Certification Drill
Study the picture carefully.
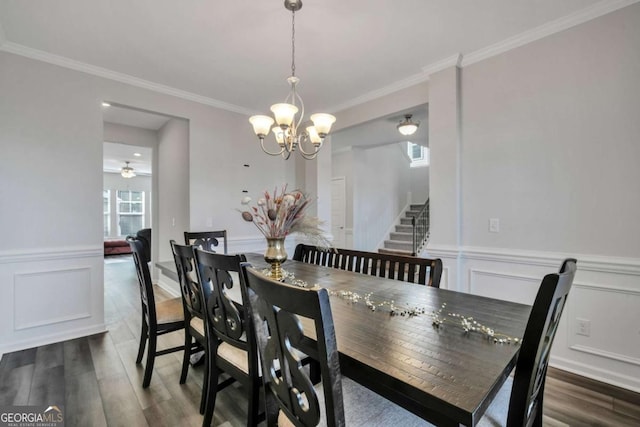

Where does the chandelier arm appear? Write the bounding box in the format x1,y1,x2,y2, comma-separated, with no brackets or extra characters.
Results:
299,149,318,160
260,139,286,156
281,149,293,160
296,136,321,156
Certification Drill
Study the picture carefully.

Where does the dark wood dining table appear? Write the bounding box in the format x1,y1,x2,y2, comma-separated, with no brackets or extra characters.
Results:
156,254,531,426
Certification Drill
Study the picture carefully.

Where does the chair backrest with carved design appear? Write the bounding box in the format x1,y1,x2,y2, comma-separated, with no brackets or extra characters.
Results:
507,258,577,426
293,243,443,288
185,230,228,254
193,249,255,357
127,236,158,329
171,241,207,322
243,266,345,427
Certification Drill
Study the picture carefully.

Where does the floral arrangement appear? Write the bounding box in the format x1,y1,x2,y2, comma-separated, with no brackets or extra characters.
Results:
240,185,332,248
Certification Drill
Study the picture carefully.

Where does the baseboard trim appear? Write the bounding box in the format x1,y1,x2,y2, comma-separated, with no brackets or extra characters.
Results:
0,323,107,356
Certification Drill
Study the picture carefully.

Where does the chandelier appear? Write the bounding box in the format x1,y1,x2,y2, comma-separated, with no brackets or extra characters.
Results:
397,114,420,136
121,161,136,178
249,0,336,160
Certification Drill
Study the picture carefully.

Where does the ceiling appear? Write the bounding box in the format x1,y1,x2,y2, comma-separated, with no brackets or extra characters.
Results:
0,0,613,116
103,140,153,176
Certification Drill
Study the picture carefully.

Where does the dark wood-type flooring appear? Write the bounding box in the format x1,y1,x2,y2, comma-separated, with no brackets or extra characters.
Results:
0,255,638,426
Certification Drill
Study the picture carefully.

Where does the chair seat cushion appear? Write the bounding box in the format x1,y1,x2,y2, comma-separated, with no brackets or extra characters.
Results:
217,341,251,374
190,317,205,336
156,297,184,323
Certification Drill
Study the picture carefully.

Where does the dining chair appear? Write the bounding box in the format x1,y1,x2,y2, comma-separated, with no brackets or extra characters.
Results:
135,228,152,263
185,230,228,254
126,236,185,388
171,240,208,414
193,249,263,427
242,266,427,427
479,258,578,427
293,243,443,287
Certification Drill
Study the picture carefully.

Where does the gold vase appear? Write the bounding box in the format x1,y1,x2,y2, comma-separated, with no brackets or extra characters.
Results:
264,237,287,281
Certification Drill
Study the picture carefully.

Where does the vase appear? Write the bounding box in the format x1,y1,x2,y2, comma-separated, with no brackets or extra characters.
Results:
264,237,287,281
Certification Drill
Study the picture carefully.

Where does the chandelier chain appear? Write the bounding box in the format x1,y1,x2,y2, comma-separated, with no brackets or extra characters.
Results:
291,10,296,77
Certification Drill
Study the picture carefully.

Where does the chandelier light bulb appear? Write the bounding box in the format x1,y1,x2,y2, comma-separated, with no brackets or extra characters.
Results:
270,103,298,128
310,113,336,137
249,115,275,138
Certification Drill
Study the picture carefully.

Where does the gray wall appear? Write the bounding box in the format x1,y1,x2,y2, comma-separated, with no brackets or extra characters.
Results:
0,50,294,355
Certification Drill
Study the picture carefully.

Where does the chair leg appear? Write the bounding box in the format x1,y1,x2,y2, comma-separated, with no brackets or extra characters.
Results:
136,315,148,364
199,346,208,414
247,380,261,427
142,332,157,388
202,359,221,427
180,330,192,384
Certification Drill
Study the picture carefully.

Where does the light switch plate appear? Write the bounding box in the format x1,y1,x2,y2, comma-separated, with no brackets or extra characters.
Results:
489,218,500,233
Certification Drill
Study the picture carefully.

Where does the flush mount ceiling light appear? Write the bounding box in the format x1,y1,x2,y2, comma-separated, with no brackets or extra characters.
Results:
397,114,420,136
121,161,136,178
248,0,336,160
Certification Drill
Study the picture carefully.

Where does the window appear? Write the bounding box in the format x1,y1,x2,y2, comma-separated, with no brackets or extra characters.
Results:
407,142,429,167
117,190,145,236
103,190,110,237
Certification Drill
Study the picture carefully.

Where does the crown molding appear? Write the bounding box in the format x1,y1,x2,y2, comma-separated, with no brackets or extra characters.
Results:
1,0,636,116
461,0,640,67
331,0,639,112
328,70,430,113
421,53,463,76
0,41,255,116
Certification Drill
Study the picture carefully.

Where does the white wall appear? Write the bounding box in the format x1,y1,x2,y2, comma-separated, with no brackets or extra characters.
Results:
427,4,640,392
352,144,411,250
409,164,429,204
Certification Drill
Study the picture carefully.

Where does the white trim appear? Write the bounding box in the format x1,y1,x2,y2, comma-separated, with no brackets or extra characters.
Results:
1,1,636,117
550,356,640,394
0,324,107,356
461,0,640,67
0,246,103,263
422,245,460,260
421,53,463,76
0,42,254,115
329,72,430,113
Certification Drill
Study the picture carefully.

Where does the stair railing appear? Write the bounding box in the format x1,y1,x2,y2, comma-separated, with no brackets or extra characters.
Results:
411,199,430,256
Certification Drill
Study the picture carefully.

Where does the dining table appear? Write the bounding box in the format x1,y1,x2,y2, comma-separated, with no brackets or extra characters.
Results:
156,253,531,426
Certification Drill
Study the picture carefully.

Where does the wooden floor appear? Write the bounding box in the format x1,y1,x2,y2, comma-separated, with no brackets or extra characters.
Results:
1,256,639,426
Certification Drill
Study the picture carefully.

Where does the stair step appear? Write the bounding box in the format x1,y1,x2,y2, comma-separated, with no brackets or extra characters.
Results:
390,232,413,242
400,217,413,225
405,210,420,217
384,240,413,251
410,204,425,211
378,248,414,256
395,224,413,233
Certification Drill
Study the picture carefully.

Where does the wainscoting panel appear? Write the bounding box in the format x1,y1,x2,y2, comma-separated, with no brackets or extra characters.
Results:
468,269,541,305
568,282,640,366
426,244,640,393
14,267,92,330
0,246,105,355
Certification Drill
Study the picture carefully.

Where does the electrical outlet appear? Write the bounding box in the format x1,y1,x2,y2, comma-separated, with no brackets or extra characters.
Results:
576,318,591,337
489,218,500,233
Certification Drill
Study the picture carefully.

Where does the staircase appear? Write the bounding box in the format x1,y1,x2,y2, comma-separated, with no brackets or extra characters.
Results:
379,202,429,256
